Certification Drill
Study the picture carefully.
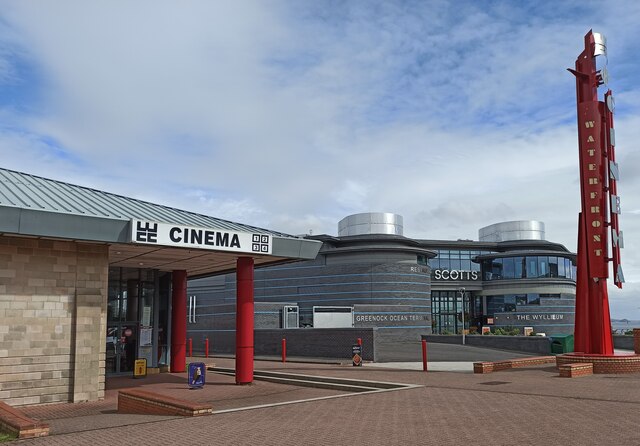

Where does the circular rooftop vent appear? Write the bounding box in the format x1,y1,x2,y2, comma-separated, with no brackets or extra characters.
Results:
338,213,403,236
479,220,545,242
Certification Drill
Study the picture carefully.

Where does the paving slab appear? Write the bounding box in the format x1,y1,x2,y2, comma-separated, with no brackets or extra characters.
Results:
13,355,640,446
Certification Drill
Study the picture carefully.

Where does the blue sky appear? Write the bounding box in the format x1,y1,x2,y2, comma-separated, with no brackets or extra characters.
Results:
1,0,639,317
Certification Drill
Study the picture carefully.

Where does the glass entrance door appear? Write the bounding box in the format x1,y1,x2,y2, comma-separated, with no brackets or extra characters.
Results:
105,323,138,375
431,290,470,334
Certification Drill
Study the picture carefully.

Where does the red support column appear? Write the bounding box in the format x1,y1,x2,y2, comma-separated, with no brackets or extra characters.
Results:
281,338,287,363
422,340,428,372
236,257,254,384
170,270,187,373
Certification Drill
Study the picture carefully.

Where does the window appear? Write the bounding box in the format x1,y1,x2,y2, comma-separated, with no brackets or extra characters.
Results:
486,296,505,315
526,257,538,278
558,257,565,277
549,257,559,278
504,295,516,312
491,258,503,279
502,258,516,279
565,259,574,279
515,294,527,305
514,257,524,279
537,257,549,277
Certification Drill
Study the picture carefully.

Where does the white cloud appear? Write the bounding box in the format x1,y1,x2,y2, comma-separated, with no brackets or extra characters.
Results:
1,0,640,316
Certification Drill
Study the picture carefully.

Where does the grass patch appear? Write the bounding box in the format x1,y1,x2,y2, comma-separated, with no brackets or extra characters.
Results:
0,432,16,442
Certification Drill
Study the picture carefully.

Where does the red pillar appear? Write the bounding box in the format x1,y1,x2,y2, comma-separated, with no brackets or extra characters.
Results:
422,340,428,372
236,257,254,384
170,270,187,373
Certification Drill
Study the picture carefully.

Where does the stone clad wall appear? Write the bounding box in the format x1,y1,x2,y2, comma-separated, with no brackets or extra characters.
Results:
0,236,108,406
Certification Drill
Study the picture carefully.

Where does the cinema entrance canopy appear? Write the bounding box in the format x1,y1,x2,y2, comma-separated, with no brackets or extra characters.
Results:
0,168,321,406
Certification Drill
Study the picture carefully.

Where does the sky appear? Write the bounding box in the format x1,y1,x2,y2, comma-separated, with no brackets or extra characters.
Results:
0,0,639,318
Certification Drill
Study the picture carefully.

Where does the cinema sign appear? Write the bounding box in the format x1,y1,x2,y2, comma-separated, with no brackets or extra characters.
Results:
130,219,272,255
433,269,480,281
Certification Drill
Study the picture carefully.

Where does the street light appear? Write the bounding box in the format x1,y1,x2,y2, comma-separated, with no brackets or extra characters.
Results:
459,287,466,345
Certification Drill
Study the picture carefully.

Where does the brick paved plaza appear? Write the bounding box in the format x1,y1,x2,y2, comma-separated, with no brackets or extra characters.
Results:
9,355,640,446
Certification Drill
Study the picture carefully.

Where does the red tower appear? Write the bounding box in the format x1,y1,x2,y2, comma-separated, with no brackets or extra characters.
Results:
569,31,624,355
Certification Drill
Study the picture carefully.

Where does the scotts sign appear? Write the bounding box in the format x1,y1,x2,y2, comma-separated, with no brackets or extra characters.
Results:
433,269,480,281
130,219,272,255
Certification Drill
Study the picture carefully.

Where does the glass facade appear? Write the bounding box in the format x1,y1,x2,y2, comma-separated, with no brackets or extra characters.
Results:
481,256,575,280
106,267,171,375
485,293,551,314
427,250,484,271
431,290,477,334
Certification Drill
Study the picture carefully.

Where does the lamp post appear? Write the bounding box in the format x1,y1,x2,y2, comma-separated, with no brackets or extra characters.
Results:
459,287,466,345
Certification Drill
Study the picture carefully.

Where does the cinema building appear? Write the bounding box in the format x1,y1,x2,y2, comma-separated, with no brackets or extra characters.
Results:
188,214,577,354
0,168,321,406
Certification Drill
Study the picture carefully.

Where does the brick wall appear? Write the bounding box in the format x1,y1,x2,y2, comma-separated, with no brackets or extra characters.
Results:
556,353,640,374
422,334,552,354
0,236,108,406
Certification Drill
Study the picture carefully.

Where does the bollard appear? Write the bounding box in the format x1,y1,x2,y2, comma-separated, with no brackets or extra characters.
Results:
357,338,362,346
282,338,287,363
188,338,193,357
422,339,428,372
205,337,209,358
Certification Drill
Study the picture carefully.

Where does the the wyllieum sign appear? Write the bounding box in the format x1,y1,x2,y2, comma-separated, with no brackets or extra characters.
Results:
130,219,272,255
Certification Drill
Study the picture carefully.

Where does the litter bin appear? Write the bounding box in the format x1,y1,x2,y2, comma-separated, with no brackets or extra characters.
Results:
551,334,574,354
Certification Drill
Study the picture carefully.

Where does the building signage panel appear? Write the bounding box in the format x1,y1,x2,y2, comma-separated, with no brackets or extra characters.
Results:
130,219,272,255
604,90,624,288
432,269,480,281
515,314,565,321
188,362,206,389
352,345,363,367
353,309,430,329
133,359,147,379
354,313,429,324
577,102,608,279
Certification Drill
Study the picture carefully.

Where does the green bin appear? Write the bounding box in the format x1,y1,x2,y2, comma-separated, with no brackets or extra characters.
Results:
550,334,574,354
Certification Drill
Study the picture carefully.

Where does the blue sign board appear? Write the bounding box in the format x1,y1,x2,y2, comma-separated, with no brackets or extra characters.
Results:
188,362,206,389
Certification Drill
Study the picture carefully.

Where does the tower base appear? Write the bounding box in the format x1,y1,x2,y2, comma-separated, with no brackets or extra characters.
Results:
556,353,640,374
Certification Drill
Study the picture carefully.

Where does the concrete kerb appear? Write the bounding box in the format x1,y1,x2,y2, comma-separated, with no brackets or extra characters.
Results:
366,361,475,372
207,365,423,414
210,353,347,365
209,366,419,391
